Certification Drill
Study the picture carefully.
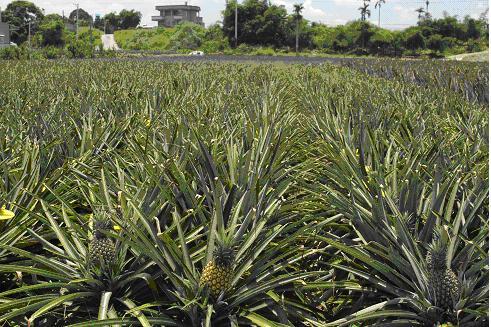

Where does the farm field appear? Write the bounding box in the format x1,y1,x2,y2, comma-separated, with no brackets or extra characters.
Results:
0,60,488,326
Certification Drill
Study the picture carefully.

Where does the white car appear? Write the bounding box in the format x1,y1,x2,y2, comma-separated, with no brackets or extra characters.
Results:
189,50,204,56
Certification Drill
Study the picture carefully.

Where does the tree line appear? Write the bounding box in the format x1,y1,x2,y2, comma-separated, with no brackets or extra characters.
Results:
0,1,141,45
222,0,489,56
0,0,488,57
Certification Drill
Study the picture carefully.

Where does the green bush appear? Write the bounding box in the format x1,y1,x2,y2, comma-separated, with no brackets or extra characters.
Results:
466,39,485,53
0,46,23,60
39,14,65,47
252,47,276,56
427,34,445,52
404,30,426,51
43,46,67,59
200,40,228,53
236,43,254,54
67,40,92,58
168,22,205,50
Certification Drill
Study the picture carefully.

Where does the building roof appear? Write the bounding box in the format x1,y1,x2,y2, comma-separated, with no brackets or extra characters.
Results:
155,5,201,11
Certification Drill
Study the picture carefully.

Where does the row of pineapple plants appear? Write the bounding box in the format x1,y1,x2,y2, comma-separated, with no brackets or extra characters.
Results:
0,60,488,326
338,58,489,105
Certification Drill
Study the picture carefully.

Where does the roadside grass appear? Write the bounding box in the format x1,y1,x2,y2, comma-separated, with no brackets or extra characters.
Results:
114,28,175,50
447,50,489,62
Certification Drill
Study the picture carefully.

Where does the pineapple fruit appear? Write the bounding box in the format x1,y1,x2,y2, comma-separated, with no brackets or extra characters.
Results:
200,243,235,297
426,237,460,310
89,220,116,265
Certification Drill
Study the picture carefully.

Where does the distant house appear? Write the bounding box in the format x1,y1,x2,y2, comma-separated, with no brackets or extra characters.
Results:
0,22,10,46
152,3,204,28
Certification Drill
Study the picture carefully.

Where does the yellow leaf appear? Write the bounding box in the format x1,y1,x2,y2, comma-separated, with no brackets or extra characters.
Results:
0,206,15,220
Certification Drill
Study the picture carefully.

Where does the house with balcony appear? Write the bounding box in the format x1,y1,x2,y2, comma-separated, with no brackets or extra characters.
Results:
152,3,204,28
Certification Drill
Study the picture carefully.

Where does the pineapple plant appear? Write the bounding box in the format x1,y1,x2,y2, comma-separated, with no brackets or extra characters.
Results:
89,219,116,265
426,233,460,310
200,242,235,297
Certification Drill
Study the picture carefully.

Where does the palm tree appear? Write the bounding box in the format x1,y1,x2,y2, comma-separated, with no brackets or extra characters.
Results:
293,3,304,55
416,7,425,20
358,0,371,49
359,0,371,22
375,0,385,27
424,0,432,19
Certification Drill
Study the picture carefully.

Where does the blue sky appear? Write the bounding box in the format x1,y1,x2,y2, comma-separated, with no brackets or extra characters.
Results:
0,0,488,29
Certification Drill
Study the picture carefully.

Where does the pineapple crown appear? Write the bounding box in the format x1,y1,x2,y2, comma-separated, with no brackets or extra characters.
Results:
213,243,235,268
426,229,449,271
93,220,113,239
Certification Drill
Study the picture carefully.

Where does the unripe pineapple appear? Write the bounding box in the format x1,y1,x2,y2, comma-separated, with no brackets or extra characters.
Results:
426,239,460,310
200,244,235,296
89,220,116,265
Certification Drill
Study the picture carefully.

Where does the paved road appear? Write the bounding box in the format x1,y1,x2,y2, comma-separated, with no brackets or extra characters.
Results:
101,34,120,51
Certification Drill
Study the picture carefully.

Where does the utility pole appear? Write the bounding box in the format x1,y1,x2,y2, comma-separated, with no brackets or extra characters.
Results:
234,1,238,48
74,3,79,39
28,20,31,58
28,21,31,49
89,18,93,57
0,6,2,22
378,5,381,26
294,4,304,56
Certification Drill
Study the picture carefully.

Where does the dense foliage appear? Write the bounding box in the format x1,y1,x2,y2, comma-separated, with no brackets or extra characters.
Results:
68,8,93,25
95,9,142,33
220,0,488,56
222,0,311,49
0,0,487,57
114,23,229,53
1,0,44,43
0,59,487,326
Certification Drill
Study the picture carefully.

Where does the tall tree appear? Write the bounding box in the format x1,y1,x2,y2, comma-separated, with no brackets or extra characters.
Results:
118,9,142,29
359,0,371,22
358,0,371,49
103,12,119,33
222,0,289,47
375,0,385,27
293,3,304,54
424,1,432,19
416,7,425,21
38,13,65,46
2,0,44,44
69,8,92,24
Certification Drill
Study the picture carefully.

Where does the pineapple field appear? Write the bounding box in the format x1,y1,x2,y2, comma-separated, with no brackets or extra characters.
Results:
0,59,488,326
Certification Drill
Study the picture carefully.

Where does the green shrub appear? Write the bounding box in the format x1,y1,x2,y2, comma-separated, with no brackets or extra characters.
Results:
0,46,28,60
43,46,67,59
427,34,445,52
404,30,426,51
236,43,254,54
252,47,276,56
466,39,485,53
168,22,205,50
39,15,65,47
67,40,92,58
200,40,228,53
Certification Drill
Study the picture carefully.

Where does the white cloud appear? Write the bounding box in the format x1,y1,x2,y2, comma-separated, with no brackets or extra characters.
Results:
393,5,416,22
271,0,329,22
